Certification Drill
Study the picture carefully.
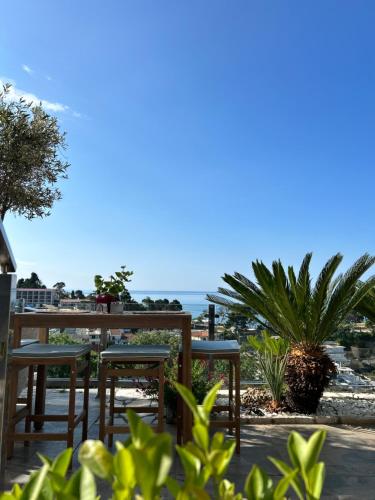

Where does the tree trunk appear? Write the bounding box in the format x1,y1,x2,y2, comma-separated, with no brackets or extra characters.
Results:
285,346,336,413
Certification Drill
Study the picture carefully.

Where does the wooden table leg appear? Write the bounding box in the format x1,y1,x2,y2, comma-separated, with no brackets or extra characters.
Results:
96,328,108,398
181,316,192,443
6,364,18,458
82,352,90,442
34,328,48,431
99,360,107,442
12,321,22,348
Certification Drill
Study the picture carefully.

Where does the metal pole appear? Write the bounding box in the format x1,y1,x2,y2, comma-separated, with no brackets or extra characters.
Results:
0,221,16,488
0,274,14,486
208,304,215,341
208,304,215,374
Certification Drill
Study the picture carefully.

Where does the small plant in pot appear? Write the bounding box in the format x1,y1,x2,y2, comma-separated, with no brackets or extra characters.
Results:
94,266,133,313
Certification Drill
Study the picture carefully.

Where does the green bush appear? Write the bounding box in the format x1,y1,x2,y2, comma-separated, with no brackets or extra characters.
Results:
47,332,83,378
329,325,375,348
131,331,219,414
47,332,98,378
1,383,327,499
248,332,289,409
129,330,180,357
213,347,258,382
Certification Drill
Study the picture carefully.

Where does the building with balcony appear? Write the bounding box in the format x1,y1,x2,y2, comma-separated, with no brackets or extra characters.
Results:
16,288,59,307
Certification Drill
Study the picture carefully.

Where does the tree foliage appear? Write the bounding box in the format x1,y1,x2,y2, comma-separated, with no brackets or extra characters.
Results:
0,83,69,220
17,272,46,289
53,281,68,298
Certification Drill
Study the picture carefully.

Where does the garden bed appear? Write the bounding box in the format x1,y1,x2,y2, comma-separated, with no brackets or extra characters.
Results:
239,387,375,424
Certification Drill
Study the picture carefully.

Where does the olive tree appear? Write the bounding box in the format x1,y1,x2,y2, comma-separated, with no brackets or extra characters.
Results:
0,83,69,220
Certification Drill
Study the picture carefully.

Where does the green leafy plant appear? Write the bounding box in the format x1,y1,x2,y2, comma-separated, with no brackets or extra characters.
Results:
94,266,133,300
47,332,99,378
208,253,375,413
248,331,289,410
1,383,327,500
47,332,83,378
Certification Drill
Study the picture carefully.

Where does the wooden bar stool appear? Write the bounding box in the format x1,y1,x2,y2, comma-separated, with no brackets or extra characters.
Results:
177,340,241,453
9,340,40,434
99,344,170,445
7,344,91,458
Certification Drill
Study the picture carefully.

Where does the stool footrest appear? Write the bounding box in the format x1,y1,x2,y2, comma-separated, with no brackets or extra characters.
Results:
213,404,234,412
106,368,159,377
112,406,159,414
105,424,160,435
13,432,68,442
30,414,70,422
210,420,238,428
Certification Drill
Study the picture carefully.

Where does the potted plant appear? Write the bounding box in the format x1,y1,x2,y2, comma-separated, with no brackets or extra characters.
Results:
208,253,375,413
94,266,133,313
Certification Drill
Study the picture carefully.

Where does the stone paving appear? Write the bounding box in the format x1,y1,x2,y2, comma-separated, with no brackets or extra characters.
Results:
4,389,375,499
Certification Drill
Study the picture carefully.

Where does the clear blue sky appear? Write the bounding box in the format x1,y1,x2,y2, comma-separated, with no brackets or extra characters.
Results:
1,1,374,291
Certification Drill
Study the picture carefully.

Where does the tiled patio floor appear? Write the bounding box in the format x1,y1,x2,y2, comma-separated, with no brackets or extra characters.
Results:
4,389,375,499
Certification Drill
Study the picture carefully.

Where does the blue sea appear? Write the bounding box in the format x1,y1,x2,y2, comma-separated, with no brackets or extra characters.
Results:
129,290,213,318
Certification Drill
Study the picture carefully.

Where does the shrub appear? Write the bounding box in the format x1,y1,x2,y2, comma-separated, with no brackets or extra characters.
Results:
47,332,83,378
214,347,258,381
130,331,221,415
248,331,289,410
0,383,327,499
47,332,98,378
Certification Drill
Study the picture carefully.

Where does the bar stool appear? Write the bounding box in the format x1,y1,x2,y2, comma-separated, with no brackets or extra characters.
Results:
11,339,40,427
20,339,40,347
99,344,170,446
7,343,91,458
177,340,241,453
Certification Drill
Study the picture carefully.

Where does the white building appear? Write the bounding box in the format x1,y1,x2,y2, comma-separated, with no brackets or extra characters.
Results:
16,288,59,307
324,342,349,366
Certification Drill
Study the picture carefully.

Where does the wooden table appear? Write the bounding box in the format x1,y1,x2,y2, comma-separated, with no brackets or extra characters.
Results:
11,312,193,442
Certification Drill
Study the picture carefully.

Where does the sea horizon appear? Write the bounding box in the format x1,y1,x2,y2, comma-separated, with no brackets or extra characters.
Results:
129,290,213,318
77,289,215,318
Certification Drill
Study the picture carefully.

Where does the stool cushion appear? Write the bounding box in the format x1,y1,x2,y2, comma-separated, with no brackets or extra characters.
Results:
20,339,40,347
188,340,240,354
101,344,170,360
11,344,91,359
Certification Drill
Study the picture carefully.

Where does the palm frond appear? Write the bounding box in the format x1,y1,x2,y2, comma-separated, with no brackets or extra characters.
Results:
318,254,375,342
354,286,375,322
210,252,375,348
310,254,343,336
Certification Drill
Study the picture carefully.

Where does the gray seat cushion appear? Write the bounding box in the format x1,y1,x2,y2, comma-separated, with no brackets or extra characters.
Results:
20,339,40,347
11,343,91,359
189,340,240,354
101,344,171,360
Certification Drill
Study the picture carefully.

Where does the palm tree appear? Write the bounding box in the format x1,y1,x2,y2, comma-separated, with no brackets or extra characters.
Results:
207,253,375,413
355,287,375,323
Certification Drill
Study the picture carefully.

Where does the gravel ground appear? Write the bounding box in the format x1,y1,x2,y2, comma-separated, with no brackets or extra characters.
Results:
241,389,375,417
